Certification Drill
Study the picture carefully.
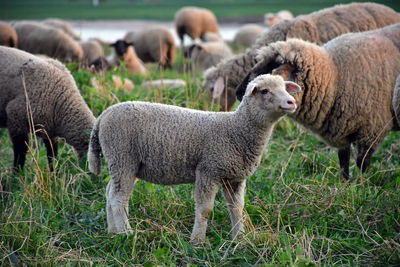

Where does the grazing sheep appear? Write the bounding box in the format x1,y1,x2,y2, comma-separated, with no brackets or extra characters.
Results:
80,39,105,68
201,32,223,43
0,46,95,170
42,18,81,41
174,6,219,47
393,75,400,127
124,26,176,69
13,21,83,62
233,24,264,48
202,2,400,111
0,22,17,47
108,40,147,75
236,23,400,179
264,10,293,27
88,74,301,242
184,41,232,71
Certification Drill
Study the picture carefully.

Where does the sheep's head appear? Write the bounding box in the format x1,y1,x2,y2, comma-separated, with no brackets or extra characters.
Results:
243,74,301,120
110,40,133,58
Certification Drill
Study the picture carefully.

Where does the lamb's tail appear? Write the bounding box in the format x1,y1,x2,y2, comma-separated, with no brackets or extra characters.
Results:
88,116,102,175
393,75,400,129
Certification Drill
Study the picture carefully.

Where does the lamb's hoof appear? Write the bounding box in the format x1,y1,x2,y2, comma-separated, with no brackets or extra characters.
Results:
190,235,206,247
108,227,133,235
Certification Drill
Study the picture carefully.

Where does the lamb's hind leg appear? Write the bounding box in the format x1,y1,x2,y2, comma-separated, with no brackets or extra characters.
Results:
106,167,137,234
191,172,219,244
222,179,246,240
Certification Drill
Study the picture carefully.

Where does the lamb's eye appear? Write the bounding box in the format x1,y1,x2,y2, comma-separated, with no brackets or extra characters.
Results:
261,89,270,95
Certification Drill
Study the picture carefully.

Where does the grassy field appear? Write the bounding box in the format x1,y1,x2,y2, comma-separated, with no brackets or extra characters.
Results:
1,0,399,20
0,47,399,266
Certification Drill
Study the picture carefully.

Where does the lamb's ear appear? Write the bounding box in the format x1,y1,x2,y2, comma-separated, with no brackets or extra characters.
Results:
284,81,301,94
244,83,258,97
212,76,225,99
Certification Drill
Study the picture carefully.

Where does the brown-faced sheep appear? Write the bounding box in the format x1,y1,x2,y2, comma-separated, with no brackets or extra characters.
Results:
88,74,301,242
124,26,176,69
108,40,147,75
0,22,17,47
184,41,232,71
236,23,400,180
233,24,264,48
264,10,293,27
174,6,219,47
13,21,83,62
42,18,81,41
0,46,95,171
202,2,400,112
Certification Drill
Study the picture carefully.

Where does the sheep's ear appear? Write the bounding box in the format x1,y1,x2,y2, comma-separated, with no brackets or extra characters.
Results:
212,76,225,99
110,42,116,47
244,83,258,97
284,81,301,94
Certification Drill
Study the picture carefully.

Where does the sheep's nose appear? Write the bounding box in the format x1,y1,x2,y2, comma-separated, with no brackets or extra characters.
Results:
287,99,295,106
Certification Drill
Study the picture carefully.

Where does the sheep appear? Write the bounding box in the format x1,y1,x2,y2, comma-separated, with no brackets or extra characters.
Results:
124,26,176,69
236,23,400,180
12,21,83,62
88,74,301,242
42,18,81,41
108,40,148,75
174,6,219,48
184,41,232,71
201,32,223,43
0,22,17,47
233,24,264,48
80,39,105,68
393,75,400,127
264,10,293,27
202,2,400,112
0,46,95,171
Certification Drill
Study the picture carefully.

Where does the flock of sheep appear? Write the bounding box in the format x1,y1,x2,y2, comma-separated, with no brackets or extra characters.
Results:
1,2,400,243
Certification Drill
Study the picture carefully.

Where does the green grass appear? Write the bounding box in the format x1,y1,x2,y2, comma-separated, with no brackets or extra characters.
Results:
1,0,399,20
1,49,400,266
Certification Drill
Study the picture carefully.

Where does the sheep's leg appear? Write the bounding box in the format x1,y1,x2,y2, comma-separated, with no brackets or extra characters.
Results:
222,179,246,240
191,175,219,243
43,137,58,172
106,168,137,234
338,146,351,180
356,145,375,174
11,133,29,171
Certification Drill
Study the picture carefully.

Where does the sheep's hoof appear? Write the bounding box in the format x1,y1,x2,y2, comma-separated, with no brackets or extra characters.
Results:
190,235,206,247
108,227,133,235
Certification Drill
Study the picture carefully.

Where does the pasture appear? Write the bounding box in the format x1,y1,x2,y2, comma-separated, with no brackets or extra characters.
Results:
0,50,399,265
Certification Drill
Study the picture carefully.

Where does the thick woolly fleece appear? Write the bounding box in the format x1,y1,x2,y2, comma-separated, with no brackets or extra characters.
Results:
13,21,83,62
174,6,219,46
88,74,299,242
202,2,400,111
236,23,400,179
0,22,17,47
124,26,176,68
0,46,95,169
42,18,81,41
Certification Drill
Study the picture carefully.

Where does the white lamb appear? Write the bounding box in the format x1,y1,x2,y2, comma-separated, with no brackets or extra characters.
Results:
88,74,301,243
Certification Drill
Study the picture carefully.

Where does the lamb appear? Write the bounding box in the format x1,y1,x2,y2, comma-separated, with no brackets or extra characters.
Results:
264,10,293,27
88,74,301,242
233,24,264,48
0,22,17,47
202,2,400,111
174,6,219,47
0,46,95,171
80,39,105,68
42,18,81,41
124,26,176,69
12,21,83,62
236,23,400,180
108,40,148,75
184,41,232,71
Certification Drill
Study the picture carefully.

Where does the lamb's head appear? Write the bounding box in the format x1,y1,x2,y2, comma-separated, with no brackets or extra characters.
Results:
110,39,133,58
243,74,301,121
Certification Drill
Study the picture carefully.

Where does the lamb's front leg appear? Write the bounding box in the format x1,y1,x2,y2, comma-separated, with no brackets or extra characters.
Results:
106,169,137,234
222,179,246,240
191,173,219,244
